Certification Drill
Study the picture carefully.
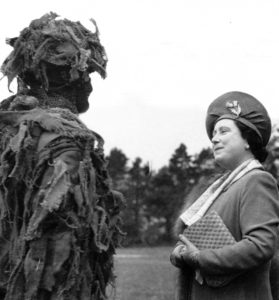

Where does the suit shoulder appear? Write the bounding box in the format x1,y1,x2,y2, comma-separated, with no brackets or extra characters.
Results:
244,168,276,182
240,168,278,192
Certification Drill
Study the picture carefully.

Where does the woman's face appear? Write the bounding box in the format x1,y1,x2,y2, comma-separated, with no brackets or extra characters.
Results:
211,119,253,170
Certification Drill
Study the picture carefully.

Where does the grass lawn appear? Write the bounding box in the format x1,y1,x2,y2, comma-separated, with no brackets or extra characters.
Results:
107,246,176,300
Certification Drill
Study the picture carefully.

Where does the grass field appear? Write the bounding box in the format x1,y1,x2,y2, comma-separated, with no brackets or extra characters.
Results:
107,246,176,300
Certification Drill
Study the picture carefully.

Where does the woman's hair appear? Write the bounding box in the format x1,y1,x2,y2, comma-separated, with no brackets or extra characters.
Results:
235,121,268,162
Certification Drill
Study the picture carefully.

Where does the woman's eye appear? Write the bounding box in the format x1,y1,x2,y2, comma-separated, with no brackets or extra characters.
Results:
220,129,228,134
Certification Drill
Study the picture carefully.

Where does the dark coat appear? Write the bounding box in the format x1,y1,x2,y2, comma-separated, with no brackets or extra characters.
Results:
175,169,279,300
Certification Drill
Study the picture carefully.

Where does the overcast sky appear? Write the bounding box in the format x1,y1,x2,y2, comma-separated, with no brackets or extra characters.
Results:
0,0,279,169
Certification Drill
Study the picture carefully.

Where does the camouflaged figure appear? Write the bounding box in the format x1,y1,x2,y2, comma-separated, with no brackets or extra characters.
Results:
0,13,124,300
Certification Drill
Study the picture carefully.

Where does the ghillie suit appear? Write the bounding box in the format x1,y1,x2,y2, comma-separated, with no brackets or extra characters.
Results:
0,13,124,300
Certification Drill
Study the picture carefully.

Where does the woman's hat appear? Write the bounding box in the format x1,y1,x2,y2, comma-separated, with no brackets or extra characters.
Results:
206,91,271,146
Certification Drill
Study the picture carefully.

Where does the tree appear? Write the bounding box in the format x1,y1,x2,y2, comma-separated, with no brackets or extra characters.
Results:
107,148,128,178
122,157,151,244
169,143,197,186
107,148,129,187
192,147,217,175
143,143,199,242
144,166,175,242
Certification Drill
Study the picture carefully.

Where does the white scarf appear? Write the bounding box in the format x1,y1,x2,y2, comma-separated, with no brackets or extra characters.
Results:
179,159,263,226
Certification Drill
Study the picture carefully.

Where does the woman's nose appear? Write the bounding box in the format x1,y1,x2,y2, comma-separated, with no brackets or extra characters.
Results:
211,134,220,144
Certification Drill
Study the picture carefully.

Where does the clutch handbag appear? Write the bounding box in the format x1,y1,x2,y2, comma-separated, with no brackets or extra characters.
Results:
182,210,236,250
182,210,237,287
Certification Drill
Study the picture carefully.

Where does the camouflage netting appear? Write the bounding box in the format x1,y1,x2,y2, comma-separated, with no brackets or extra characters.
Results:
1,11,107,91
0,13,124,300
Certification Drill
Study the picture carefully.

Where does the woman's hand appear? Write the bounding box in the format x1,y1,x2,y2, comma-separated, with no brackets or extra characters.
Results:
170,243,186,268
170,235,200,269
178,234,200,268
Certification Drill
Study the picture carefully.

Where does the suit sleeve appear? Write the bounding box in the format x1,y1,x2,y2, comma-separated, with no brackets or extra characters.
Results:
198,172,279,276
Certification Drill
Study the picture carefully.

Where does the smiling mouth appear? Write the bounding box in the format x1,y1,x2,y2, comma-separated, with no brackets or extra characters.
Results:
214,147,223,152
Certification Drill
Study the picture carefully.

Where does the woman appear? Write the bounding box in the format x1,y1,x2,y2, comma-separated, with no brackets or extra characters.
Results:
170,91,279,300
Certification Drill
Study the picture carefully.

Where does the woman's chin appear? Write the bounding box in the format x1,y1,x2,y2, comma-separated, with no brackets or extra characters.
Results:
213,154,222,163
214,156,226,169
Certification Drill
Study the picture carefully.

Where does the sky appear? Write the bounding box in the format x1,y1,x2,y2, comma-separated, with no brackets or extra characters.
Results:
0,0,279,170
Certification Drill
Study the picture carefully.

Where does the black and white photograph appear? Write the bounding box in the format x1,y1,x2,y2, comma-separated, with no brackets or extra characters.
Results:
0,1,279,299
